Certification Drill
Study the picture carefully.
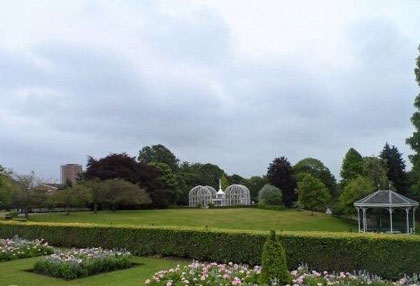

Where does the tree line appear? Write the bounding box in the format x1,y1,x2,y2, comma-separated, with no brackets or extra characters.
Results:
0,141,411,218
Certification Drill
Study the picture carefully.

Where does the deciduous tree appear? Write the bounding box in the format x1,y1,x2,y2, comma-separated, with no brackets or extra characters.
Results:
297,173,331,215
339,176,374,217
362,156,388,189
101,179,150,211
293,158,337,197
267,157,297,207
11,172,47,219
138,144,179,171
49,184,90,215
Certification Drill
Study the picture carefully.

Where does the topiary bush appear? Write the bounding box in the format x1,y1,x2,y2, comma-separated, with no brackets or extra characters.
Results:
260,230,292,285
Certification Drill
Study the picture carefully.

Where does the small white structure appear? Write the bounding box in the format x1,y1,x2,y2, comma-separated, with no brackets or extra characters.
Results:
188,185,216,207
188,181,251,207
212,179,226,206
225,184,251,206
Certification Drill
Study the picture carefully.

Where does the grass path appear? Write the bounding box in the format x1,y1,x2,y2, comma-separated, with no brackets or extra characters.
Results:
0,256,186,286
28,208,357,232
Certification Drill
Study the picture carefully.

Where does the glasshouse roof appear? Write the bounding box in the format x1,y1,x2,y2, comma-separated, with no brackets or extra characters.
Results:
354,190,419,208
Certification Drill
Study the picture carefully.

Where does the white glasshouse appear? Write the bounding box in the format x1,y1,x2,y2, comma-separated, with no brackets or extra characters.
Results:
188,180,251,207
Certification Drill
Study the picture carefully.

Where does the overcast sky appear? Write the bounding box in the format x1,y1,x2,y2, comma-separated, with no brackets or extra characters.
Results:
1,1,420,182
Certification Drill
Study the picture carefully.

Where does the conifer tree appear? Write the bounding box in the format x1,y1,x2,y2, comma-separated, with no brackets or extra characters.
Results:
380,143,407,194
340,148,364,187
406,45,420,199
260,230,291,285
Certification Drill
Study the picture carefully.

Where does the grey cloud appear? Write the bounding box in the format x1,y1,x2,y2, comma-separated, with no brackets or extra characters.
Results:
1,1,419,180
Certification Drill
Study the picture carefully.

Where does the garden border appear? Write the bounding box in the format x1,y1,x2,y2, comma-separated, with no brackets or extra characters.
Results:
0,220,419,279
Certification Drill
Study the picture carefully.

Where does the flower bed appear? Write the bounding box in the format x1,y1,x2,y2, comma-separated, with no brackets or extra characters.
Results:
0,237,53,262
146,261,261,286
145,262,420,286
34,247,132,279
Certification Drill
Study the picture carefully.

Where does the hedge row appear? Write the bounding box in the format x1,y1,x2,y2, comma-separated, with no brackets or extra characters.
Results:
0,221,419,279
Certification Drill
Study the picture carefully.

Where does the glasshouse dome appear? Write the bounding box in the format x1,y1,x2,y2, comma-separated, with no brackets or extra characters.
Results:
188,185,216,207
225,184,251,206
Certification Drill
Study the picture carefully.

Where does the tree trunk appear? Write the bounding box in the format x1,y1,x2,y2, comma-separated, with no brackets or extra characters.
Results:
24,207,29,219
311,210,314,216
66,204,70,215
94,202,98,214
112,203,116,212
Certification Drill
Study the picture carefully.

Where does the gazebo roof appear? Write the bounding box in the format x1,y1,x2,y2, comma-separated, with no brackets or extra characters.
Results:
354,190,419,208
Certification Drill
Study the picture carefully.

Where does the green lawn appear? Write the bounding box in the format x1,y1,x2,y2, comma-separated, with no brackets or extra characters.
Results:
0,256,186,286
27,208,357,232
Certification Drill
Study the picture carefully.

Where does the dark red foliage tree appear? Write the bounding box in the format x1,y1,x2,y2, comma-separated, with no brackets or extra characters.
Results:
267,157,297,207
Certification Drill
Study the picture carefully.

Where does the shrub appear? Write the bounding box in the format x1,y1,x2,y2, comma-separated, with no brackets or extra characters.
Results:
34,247,131,279
4,212,17,220
258,184,283,206
260,230,291,285
0,236,53,261
0,221,420,279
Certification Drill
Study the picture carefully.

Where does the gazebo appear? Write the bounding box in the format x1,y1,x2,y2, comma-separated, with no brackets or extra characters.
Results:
354,190,418,234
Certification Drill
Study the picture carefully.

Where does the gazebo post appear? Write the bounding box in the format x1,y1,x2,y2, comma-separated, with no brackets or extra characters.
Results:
362,208,367,232
405,207,410,234
356,207,361,232
388,207,393,233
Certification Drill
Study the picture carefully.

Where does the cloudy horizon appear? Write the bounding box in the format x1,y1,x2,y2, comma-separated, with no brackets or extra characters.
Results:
1,0,420,182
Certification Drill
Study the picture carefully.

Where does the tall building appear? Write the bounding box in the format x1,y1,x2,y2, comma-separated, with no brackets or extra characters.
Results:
60,164,83,184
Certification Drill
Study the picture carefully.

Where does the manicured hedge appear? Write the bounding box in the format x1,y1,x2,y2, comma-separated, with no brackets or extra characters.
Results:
0,221,419,279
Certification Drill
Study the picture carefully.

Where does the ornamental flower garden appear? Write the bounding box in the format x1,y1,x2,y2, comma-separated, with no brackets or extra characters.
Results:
34,247,132,279
0,237,53,261
145,261,261,286
145,262,420,286
0,235,419,285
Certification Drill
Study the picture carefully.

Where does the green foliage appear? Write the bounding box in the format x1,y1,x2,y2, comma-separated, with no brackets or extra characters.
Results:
49,184,90,215
241,176,268,203
138,144,180,171
183,163,226,189
149,162,185,204
100,179,151,211
297,174,331,215
258,184,283,206
406,46,420,200
303,276,328,286
1,221,419,279
227,174,244,184
340,148,364,187
34,249,132,279
260,230,291,285
220,175,229,190
293,158,337,197
362,156,388,189
380,143,407,194
339,176,374,216
0,173,14,209
11,172,48,219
